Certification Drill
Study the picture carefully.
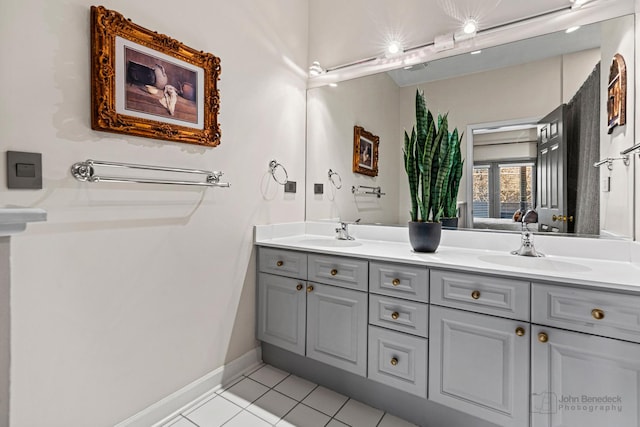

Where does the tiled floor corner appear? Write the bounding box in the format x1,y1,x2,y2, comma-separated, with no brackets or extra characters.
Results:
162,364,418,427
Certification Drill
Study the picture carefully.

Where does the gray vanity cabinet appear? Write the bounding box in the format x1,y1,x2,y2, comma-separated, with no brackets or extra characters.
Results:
257,248,368,377
306,282,368,376
257,248,308,355
531,283,640,427
531,325,640,427
367,262,429,398
257,272,306,355
429,269,531,427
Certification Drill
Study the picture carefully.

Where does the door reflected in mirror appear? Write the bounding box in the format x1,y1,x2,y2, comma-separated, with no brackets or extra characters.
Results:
305,15,635,239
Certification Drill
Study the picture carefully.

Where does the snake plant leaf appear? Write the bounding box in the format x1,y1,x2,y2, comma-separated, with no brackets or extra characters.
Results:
403,128,419,221
404,89,463,223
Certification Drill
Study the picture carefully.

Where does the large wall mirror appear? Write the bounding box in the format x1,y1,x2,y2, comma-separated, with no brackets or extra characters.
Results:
306,14,635,239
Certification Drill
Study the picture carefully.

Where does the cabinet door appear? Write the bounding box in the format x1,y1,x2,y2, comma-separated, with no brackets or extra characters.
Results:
257,273,306,355
306,283,367,376
429,306,530,427
531,325,640,427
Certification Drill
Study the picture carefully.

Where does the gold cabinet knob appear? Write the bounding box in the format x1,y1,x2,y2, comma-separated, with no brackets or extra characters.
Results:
392,278,401,286
330,269,338,276
471,290,481,300
390,357,398,366
592,308,605,320
276,260,284,267
538,332,549,343
306,285,314,293
552,215,559,222
391,312,399,320
296,284,303,291
515,327,526,337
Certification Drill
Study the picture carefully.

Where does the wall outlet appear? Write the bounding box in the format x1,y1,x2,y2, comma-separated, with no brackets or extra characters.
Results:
284,181,297,193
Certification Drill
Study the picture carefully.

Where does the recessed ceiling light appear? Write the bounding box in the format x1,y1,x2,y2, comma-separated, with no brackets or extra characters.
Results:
329,83,338,87
565,26,580,34
463,18,478,35
471,50,482,55
386,41,403,56
309,61,324,76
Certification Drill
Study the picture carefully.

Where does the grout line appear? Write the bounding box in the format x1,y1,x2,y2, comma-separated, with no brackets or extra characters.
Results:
331,397,351,423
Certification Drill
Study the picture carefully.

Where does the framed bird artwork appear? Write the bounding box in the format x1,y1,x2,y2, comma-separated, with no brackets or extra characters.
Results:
90,6,221,147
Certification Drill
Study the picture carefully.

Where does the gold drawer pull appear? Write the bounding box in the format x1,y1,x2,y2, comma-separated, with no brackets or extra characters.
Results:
471,290,481,300
390,357,398,366
392,278,401,286
276,260,284,267
330,269,338,276
391,312,399,320
296,284,303,291
515,327,525,337
307,285,314,293
591,308,605,320
538,332,549,343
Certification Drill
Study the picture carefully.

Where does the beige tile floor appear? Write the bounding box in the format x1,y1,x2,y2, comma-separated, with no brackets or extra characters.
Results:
162,364,418,427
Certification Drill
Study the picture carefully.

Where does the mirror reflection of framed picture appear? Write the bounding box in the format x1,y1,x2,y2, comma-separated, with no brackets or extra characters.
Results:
353,126,379,177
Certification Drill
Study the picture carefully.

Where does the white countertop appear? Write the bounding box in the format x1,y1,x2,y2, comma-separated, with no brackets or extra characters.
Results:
0,207,47,236
255,222,640,294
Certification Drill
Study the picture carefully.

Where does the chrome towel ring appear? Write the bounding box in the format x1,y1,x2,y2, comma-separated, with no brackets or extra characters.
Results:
328,169,342,189
269,160,288,185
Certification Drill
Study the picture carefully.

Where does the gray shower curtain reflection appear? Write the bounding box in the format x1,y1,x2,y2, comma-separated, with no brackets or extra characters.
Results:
566,63,600,235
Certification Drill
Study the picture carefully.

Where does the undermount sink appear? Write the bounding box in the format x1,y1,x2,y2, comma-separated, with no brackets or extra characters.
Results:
478,254,591,273
299,238,363,248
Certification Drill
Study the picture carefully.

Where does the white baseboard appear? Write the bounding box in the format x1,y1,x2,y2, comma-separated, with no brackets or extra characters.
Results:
114,346,262,427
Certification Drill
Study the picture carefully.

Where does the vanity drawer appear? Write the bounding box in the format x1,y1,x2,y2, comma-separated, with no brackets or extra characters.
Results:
430,270,530,321
369,294,428,338
308,254,368,291
368,325,427,398
369,261,428,302
532,283,640,343
259,248,307,279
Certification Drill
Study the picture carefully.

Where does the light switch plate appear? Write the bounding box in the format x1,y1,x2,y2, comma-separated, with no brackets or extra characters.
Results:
284,181,297,193
6,151,42,189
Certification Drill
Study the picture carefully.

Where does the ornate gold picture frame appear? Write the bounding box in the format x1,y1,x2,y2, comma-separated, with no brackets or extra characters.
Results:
353,126,379,177
607,53,626,134
91,6,221,147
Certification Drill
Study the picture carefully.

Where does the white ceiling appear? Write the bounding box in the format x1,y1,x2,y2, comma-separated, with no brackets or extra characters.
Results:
309,0,577,69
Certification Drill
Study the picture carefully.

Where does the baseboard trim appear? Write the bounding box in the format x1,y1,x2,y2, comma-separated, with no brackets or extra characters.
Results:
114,346,262,427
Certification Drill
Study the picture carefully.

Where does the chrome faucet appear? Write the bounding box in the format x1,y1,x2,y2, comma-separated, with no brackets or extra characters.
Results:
511,210,544,257
335,219,360,240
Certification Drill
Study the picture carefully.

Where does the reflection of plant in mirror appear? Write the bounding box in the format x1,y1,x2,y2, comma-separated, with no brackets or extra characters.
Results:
403,90,463,222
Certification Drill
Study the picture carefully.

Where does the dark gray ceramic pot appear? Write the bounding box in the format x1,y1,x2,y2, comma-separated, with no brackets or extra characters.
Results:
441,217,459,229
408,221,442,253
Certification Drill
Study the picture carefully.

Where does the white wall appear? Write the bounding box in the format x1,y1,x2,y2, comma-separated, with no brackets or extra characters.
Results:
0,1,308,426
599,15,635,238
306,73,401,224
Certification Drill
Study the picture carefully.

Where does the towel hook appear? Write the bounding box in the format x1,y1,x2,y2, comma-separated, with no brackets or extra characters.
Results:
269,160,288,185
328,169,343,189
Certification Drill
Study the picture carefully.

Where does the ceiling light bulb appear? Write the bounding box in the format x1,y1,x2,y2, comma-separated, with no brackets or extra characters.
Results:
463,18,478,35
309,61,323,76
387,41,402,55
565,26,580,34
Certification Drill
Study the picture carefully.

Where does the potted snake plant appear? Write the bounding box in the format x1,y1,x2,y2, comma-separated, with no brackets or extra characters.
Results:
403,90,463,251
